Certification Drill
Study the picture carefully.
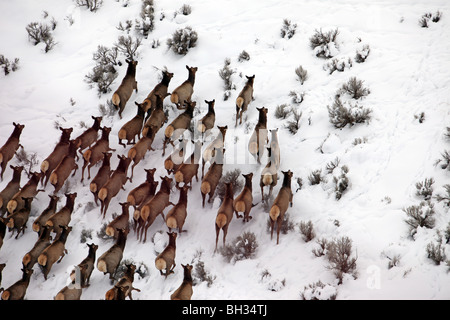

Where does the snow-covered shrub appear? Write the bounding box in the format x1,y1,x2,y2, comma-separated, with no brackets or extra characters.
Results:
323,57,352,74
98,100,117,117
193,260,216,287
338,77,370,100
92,45,119,66
0,55,19,75
85,63,118,97
280,19,297,39
426,236,447,265
117,20,133,33
25,21,57,53
333,165,349,200
326,236,358,284
284,108,302,135
403,201,436,237
419,11,442,28
75,0,103,12
300,280,337,300
355,44,370,63
289,90,304,105
326,157,341,174
216,169,243,203
435,184,450,206
114,35,142,60
180,4,192,15
135,0,155,38
414,111,425,123
274,104,291,119
115,259,149,280
265,212,295,235
312,238,329,257
415,177,435,200
299,220,315,242
309,28,339,59
15,148,38,178
260,269,286,292
167,26,198,55
79,229,93,243
308,169,324,185
218,58,236,101
445,223,450,244
327,97,372,129
295,65,308,84
387,254,401,269
238,50,250,62
221,231,258,263
436,150,450,170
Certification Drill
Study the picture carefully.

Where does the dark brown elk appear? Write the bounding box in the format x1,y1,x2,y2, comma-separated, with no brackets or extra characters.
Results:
155,231,177,277
0,218,6,250
71,242,98,288
162,100,196,156
118,103,145,147
38,225,72,280
81,126,115,182
0,122,24,181
49,140,79,194
235,75,255,126
22,225,52,271
6,171,43,214
32,195,59,235
89,152,112,205
73,116,103,158
0,165,23,216
269,170,293,244
1,268,33,300
234,173,256,223
137,70,173,121
166,184,189,233
215,182,237,252
127,168,158,209
260,147,278,203
248,107,268,164
128,125,157,182
97,227,128,279
197,99,215,135
170,263,193,300
106,202,130,238
142,93,169,137
40,127,73,186
6,197,33,239
174,140,202,189
164,138,188,175
112,59,138,119
105,263,140,300
139,176,174,243
98,155,131,218
201,125,227,179
200,148,225,207
170,65,197,109
45,192,77,239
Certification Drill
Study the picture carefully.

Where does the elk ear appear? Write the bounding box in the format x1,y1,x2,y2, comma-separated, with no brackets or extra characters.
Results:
135,101,140,106
186,65,189,70
126,59,131,64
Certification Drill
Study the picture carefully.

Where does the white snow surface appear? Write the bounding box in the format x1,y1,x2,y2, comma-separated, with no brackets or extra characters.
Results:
0,0,449,300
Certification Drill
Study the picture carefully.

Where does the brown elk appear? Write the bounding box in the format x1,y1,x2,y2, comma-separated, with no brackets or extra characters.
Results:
128,125,157,182
201,125,227,179
0,165,23,215
81,126,115,182
98,155,131,218
105,263,140,300
6,197,33,239
32,195,59,235
45,192,77,239
71,242,98,288
0,218,6,250
174,140,202,189
197,99,215,135
0,122,24,181
170,65,197,109
170,263,193,300
248,107,268,164
201,148,225,207
112,59,138,119
127,168,158,209
40,127,73,186
164,138,188,175
260,147,278,203
22,225,52,271
74,116,103,158
142,93,169,137
106,202,130,238
235,75,255,126
215,182,237,252
54,281,82,300
166,184,189,233
97,227,128,280
49,139,79,194
137,70,173,121
38,225,72,280
6,171,43,214
269,170,293,244
89,152,112,205
234,173,256,223
155,231,177,277
1,268,33,300
118,103,145,148
139,176,174,243
162,100,196,156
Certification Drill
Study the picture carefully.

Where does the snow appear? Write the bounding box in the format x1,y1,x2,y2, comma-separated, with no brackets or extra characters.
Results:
0,0,450,300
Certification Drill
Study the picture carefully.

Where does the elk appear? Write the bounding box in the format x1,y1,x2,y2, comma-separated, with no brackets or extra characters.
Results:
197,99,215,135
215,182,237,252
118,103,145,147
89,152,112,205
38,225,72,280
260,147,278,203
112,59,138,119
128,125,157,182
170,263,193,300
32,195,59,235
22,225,53,271
81,126,115,182
0,218,6,250
74,116,103,158
1,268,33,300
6,171,43,214
201,125,227,179
142,93,169,137
139,176,174,243
71,242,98,288
162,100,196,156
248,107,269,164
6,197,33,239
269,170,293,244
0,165,23,216
97,227,128,280
127,168,158,209
155,231,177,277
106,202,130,238
164,138,188,175
105,263,140,300
137,70,173,121
98,155,131,218
200,148,225,207
234,173,256,223
40,127,73,187
54,281,82,300
45,192,77,239
235,75,255,126
49,139,79,194
174,140,202,189
170,65,198,109
0,122,24,181
166,184,189,233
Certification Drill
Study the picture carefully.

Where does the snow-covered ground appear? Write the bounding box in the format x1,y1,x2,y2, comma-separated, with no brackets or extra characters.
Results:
0,0,449,300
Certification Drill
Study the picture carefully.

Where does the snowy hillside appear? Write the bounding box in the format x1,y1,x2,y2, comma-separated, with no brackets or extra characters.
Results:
0,0,449,301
